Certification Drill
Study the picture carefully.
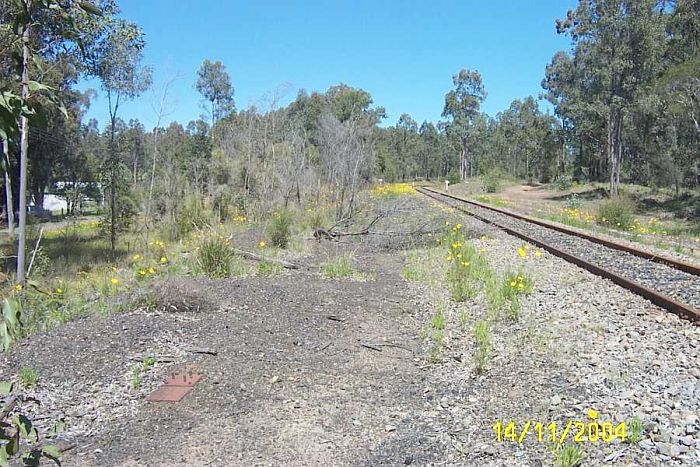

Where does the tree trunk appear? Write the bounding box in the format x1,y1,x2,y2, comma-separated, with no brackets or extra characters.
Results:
17,18,31,285
2,139,14,238
607,109,623,197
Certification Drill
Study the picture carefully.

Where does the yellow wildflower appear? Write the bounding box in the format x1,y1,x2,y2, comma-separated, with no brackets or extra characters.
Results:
517,247,527,258
258,240,266,249
160,256,168,264
55,288,63,294
510,281,516,287
110,278,119,285
138,270,146,276
14,284,22,292
132,254,141,261
534,250,543,258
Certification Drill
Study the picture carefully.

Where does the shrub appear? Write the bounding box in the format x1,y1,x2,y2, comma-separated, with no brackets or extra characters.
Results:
481,168,505,193
169,194,214,240
446,170,461,186
597,197,636,230
267,210,294,248
551,175,573,191
196,236,235,278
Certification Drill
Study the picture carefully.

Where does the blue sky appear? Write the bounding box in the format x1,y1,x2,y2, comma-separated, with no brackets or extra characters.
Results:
79,0,578,130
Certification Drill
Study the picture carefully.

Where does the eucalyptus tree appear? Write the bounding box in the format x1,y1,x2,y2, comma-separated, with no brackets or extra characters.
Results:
442,69,487,180
90,19,151,253
552,0,667,196
1,0,101,284
195,59,235,127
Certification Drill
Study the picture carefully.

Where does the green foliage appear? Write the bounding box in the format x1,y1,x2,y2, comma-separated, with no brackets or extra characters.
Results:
481,168,505,193
597,197,637,230
1,298,23,352
564,193,583,210
0,381,63,466
257,260,282,276
18,367,39,388
323,255,354,279
628,417,644,444
430,309,446,331
267,210,294,249
473,319,491,374
445,227,493,302
552,175,573,191
446,170,462,186
131,365,142,389
552,443,584,467
195,237,235,278
169,194,213,240
489,271,533,321
196,59,235,124
28,247,51,277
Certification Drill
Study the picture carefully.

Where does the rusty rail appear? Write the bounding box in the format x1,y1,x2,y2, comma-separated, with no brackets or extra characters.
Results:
417,187,700,324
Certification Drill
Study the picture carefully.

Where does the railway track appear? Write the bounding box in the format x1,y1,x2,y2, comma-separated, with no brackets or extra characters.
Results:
417,186,700,324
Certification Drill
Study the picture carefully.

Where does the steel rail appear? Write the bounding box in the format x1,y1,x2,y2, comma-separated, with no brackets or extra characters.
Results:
420,187,700,277
417,187,700,324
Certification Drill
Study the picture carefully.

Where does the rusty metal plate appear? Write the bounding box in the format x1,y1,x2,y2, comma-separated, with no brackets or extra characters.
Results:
146,385,193,402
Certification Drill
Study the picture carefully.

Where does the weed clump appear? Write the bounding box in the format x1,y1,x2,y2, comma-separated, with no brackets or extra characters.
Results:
268,210,294,248
473,319,491,373
597,197,636,230
196,236,236,278
481,168,506,193
445,224,492,302
489,270,533,321
323,255,354,279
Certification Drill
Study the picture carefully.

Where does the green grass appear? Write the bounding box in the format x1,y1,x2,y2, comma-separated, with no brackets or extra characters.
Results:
18,366,39,388
552,443,584,467
323,255,355,279
489,270,534,321
257,260,282,276
628,417,644,444
473,320,491,374
195,236,237,278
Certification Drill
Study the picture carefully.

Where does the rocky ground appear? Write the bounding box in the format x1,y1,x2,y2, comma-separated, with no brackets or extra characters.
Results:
0,193,698,466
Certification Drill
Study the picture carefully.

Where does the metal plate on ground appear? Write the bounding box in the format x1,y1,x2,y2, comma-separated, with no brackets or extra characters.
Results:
146,385,193,402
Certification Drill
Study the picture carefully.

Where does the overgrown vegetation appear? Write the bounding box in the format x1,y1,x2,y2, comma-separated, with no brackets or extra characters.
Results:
0,381,63,465
195,235,236,278
597,197,637,230
267,211,294,248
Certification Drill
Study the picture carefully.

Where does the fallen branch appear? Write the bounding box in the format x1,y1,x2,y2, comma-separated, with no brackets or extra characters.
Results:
314,213,384,240
232,248,299,269
360,343,383,352
26,226,44,278
180,344,218,356
360,342,413,353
